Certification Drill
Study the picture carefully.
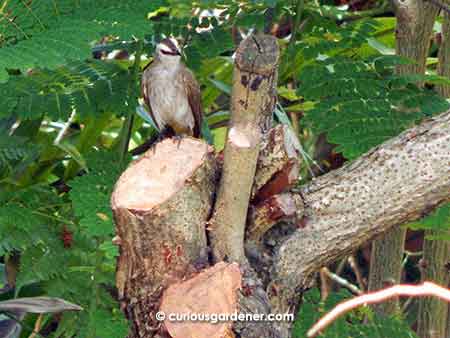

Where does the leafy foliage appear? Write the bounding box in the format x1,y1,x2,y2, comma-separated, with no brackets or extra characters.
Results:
299,56,449,159
0,0,160,82
408,203,450,240
0,60,135,120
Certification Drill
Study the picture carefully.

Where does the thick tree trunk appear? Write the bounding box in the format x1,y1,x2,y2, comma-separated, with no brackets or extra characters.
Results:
419,9,450,338
393,0,440,76
111,138,217,337
438,11,450,97
367,0,440,316
417,231,450,338
367,228,406,315
268,110,450,336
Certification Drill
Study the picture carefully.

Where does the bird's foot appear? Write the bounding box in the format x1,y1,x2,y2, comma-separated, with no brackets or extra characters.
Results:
171,135,183,149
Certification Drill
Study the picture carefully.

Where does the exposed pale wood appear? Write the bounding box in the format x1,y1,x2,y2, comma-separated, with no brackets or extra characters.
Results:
268,110,450,337
246,193,304,242
252,124,301,202
209,34,279,264
111,138,217,338
160,262,241,338
208,34,282,338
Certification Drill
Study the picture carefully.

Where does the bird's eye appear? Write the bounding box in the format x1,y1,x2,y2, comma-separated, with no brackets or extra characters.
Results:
161,49,181,56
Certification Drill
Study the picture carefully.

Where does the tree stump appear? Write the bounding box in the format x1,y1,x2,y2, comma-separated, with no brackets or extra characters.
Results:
111,138,217,337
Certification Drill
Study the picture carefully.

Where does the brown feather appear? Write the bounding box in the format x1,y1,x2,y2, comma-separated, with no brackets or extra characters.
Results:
180,65,203,137
141,63,158,129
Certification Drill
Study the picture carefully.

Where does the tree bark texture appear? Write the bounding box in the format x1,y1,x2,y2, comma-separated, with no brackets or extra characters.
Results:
367,0,440,316
438,10,450,97
268,110,450,336
367,228,406,315
417,231,450,338
110,31,450,338
392,0,440,76
209,34,279,264
418,9,450,337
111,138,217,338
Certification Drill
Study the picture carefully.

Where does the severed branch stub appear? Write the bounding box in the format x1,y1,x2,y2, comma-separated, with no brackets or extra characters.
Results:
111,138,217,338
209,34,279,264
252,124,302,202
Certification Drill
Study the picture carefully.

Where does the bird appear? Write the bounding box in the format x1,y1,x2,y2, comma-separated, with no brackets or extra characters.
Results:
141,38,203,140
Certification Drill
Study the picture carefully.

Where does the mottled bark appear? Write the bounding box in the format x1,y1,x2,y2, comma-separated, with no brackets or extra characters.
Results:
209,34,279,264
111,138,217,338
268,110,450,337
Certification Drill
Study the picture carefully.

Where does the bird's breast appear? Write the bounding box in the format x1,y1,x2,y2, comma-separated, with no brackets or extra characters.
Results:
149,72,194,135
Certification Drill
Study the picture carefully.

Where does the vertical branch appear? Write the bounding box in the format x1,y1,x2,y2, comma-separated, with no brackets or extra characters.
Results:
367,229,406,315
437,11,450,97
393,0,440,77
417,233,450,338
419,9,450,338
368,0,439,316
117,40,143,163
209,35,279,264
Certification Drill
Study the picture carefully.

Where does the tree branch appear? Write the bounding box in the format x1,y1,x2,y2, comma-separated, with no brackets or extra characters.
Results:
209,34,279,264
267,110,450,336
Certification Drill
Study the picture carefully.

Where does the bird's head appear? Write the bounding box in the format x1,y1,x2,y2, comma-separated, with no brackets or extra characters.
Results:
155,38,182,64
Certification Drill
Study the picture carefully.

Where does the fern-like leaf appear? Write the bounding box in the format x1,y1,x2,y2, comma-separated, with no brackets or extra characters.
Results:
0,0,163,82
0,60,135,120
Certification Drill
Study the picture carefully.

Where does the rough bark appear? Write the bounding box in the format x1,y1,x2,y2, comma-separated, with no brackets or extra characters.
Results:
392,0,440,76
209,34,279,264
418,10,450,337
367,228,406,315
111,138,217,338
367,0,440,316
268,110,450,337
417,232,450,338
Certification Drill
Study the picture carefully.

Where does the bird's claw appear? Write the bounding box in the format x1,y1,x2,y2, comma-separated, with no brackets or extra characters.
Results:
171,136,183,149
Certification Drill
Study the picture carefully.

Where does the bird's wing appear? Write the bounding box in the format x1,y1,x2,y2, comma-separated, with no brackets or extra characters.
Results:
141,63,160,130
181,66,203,137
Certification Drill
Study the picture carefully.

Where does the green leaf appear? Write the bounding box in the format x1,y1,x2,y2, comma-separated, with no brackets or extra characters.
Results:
367,38,395,55
408,203,450,240
208,78,231,95
0,0,161,82
69,150,128,237
299,57,450,159
55,142,87,171
0,60,135,120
